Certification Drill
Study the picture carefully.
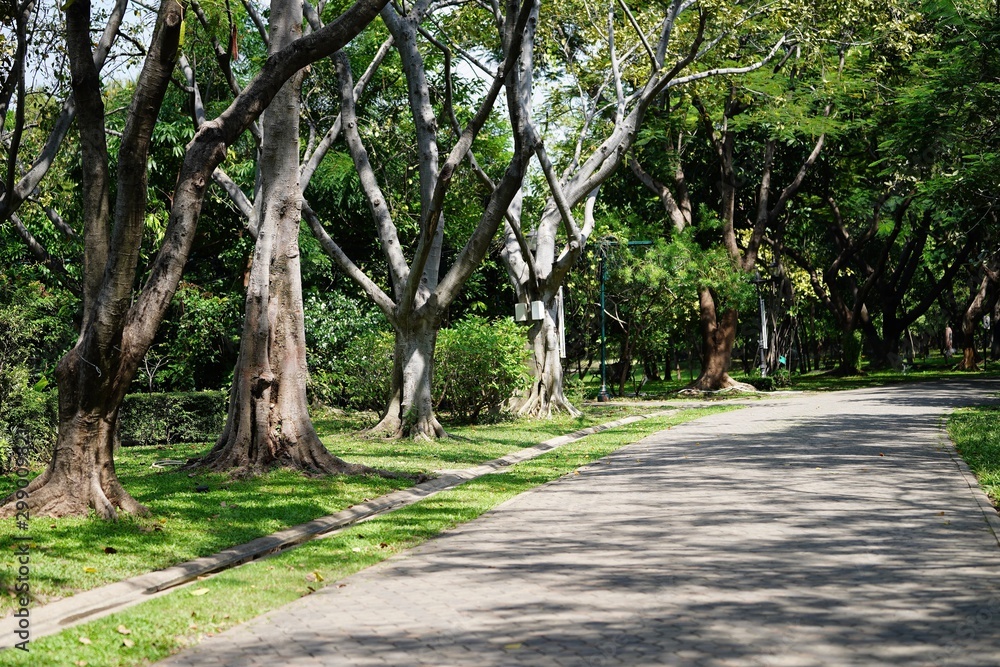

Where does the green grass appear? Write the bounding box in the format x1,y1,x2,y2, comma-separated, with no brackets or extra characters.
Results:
0,406,731,666
0,403,663,617
948,405,1000,506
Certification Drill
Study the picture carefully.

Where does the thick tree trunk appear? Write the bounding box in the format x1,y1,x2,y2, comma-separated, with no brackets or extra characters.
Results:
1,352,147,519
518,297,580,417
197,0,361,475
198,214,362,473
691,288,750,391
372,317,444,439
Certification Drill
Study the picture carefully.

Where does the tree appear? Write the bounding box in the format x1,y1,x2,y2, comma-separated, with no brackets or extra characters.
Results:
306,0,538,438
189,0,369,474
1,0,391,519
499,0,789,415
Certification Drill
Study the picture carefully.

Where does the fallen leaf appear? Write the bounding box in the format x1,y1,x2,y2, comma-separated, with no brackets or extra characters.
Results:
379,542,389,549
122,638,135,648
117,625,131,635
190,588,210,596
79,636,92,645
351,547,362,552
75,661,88,667
337,584,347,588
504,643,523,650
305,571,324,583
104,546,117,554
83,566,97,573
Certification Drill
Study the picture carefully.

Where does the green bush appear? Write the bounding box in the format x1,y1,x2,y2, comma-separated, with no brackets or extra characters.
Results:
842,329,864,373
0,280,69,471
434,317,529,423
333,331,395,413
304,291,387,407
118,391,228,446
746,367,791,392
0,369,57,472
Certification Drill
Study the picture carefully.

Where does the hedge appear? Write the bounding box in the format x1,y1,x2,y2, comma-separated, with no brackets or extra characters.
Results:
118,390,228,447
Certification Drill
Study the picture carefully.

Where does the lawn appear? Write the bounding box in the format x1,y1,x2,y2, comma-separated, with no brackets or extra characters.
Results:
948,405,1000,506
0,402,666,618
0,406,732,666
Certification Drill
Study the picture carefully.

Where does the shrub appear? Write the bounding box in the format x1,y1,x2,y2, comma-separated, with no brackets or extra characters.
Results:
304,291,387,407
0,280,69,471
0,369,57,473
118,391,228,446
434,317,529,423
842,329,864,373
333,331,395,413
745,367,791,392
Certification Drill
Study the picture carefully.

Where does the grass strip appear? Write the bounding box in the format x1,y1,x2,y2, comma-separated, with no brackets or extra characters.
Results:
0,404,661,617
0,406,731,666
948,405,1000,506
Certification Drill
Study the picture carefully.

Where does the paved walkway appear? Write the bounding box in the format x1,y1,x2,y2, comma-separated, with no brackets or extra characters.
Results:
158,381,1000,666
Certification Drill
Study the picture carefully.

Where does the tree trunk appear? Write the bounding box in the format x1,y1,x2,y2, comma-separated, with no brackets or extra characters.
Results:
196,0,361,475
992,301,1000,360
691,288,749,391
1,351,147,519
518,296,580,417
372,316,444,439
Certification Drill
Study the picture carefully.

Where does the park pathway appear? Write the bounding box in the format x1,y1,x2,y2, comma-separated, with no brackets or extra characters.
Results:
158,381,1000,666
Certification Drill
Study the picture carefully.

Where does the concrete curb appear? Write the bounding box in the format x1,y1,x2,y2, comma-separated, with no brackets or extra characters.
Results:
941,416,1000,550
0,409,678,648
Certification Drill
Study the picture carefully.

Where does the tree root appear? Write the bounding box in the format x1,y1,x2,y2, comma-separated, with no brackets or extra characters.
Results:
516,388,581,419
0,471,148,520
682,373,758,396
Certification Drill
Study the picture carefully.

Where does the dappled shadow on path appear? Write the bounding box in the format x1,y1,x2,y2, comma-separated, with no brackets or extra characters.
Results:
162,380,1000,667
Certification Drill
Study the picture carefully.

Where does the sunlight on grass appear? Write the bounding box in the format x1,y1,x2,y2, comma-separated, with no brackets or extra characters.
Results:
0,402,662,617
948,405,1000,505
0,407,730,667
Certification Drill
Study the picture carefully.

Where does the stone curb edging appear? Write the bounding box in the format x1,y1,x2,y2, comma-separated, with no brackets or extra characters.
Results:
0,409,676,649
941,421,1000,550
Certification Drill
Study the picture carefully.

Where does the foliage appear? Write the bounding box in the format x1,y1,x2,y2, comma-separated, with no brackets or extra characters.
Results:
0,280,73,470
304,290,387,407
150,283,242,392
118,391,228,447
0,365,57,472
842,329,864,374
335,331,396,413
434,317,529,422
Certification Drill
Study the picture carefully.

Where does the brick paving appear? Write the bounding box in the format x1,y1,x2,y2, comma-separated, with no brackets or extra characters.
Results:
158,381,1000,666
